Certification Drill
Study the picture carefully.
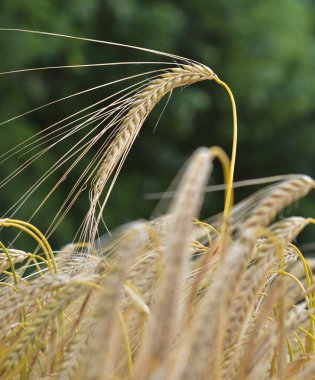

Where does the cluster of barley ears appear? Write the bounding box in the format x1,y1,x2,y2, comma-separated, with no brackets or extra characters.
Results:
0,30,315,379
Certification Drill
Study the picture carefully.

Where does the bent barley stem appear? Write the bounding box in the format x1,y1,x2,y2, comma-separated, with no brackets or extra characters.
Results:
213,78,238,238
0,218,57,274
209,146,233,236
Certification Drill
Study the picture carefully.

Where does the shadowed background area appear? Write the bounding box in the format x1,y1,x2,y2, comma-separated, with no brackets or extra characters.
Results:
0,0,314,248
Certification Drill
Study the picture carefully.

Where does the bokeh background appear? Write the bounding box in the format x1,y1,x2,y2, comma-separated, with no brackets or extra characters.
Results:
0,0,314,248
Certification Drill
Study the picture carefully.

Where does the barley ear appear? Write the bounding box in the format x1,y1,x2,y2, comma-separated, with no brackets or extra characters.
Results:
131,147,212,380
86,64,216,243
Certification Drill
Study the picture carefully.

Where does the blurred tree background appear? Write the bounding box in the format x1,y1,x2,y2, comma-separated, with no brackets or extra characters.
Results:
0,0,314,249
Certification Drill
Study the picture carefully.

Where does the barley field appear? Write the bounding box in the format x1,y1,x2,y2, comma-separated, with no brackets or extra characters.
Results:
0,29,315,380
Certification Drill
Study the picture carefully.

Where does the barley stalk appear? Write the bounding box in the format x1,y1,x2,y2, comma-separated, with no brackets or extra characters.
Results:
222,217,310,378
69,223,148,380
0,282,89,374
241,176,314,231
0,275,76,339
86,64,216,242
132,147,212,380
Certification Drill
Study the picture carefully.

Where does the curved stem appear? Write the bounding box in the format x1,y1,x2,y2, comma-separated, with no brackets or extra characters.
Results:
214,78,238,237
